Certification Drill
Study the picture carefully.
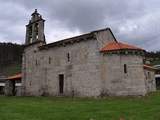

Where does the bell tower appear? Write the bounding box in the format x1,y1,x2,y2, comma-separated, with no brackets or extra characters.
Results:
25,9,46,45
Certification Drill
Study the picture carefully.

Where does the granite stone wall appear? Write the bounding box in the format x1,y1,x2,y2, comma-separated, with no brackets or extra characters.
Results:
101,54,147,96
22,30,116,97
22,29,155,97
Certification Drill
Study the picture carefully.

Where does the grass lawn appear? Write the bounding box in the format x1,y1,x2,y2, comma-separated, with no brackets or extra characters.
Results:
0,92,160,120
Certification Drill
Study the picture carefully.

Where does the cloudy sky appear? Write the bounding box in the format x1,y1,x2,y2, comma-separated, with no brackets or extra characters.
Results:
0,0,159,51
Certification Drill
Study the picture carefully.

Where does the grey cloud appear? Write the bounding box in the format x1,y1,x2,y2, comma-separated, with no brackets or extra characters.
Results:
9,0,147,31
0,0,160,51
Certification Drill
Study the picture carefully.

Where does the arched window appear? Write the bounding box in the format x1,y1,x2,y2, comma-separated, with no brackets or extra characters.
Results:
29,26,32,43
35,23,39,40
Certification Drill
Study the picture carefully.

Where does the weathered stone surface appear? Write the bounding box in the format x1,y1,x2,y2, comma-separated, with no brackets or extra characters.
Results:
144,69,156,92
101,54,148,96
21,10,156,97
5,80,14,96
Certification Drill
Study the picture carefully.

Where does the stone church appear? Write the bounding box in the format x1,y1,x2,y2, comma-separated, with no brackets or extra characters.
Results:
22,9,156,97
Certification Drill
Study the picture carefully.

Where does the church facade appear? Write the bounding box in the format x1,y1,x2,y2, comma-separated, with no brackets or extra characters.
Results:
22,10,156,97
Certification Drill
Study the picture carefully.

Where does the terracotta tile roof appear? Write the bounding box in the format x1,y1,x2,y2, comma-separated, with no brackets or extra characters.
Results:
100,41,144,52
7,73,22,80
143,64,157,71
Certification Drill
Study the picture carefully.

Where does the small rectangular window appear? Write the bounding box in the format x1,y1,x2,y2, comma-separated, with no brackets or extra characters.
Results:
49,57,51,64
67,53,70,62
124,64,127,73
148,72,151,79
35,59,38,66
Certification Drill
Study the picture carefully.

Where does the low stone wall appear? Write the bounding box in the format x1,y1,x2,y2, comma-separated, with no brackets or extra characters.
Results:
4,80,22,96
5,80,14,96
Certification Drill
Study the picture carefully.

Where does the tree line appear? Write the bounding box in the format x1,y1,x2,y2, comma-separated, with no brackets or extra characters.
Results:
0,42,24,67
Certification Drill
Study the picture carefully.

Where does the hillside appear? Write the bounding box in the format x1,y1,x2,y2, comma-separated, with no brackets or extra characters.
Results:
146,51,160,65
0,42,23,76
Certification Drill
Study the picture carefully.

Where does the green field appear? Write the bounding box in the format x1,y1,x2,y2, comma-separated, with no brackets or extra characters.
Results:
0,92,160,120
